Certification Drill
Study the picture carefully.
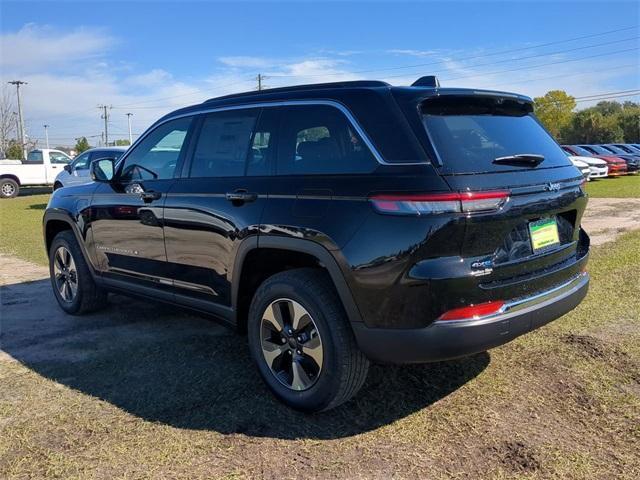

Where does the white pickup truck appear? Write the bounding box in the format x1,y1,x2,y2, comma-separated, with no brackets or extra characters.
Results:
0,149,72,198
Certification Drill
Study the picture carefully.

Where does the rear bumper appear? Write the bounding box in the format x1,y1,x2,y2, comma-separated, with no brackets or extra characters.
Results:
353,272,589,364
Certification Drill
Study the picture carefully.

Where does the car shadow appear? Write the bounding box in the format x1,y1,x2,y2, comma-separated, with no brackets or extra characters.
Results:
28,203,47,210
1,277,489,440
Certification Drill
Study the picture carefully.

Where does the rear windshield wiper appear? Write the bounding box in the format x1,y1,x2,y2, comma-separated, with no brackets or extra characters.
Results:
492,154,545,166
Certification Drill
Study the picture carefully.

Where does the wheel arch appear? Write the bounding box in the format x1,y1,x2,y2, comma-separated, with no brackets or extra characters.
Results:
0,174,21,184
232,236,364,332
43,210,96,277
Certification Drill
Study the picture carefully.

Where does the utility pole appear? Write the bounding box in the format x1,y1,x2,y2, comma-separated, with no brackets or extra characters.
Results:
8,80,27,159
43,124,50,149
126,113,133,145
256,73,268,91
98,104,112,146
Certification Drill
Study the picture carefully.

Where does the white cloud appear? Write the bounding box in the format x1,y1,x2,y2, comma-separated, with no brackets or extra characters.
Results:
386,49,438,58
218,56,273,68
0,23,114,72
1,23,636,147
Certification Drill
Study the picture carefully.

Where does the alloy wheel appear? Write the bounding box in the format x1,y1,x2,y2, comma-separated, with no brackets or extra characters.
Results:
1,183,16,197
260,298,324,391
53,246,78,302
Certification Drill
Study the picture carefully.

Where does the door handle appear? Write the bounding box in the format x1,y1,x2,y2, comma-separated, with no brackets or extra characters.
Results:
225,190,258,203
140,191,162,203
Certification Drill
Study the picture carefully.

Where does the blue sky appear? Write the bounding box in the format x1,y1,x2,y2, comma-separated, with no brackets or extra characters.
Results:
1,0,638,146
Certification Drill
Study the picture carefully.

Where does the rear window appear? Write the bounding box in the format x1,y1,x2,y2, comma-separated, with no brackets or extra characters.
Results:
421,96,571,174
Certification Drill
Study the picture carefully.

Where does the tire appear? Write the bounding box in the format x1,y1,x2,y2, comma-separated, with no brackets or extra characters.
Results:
53,182,63,190
0,178,19,198
248,268,369,412
49,230,108,314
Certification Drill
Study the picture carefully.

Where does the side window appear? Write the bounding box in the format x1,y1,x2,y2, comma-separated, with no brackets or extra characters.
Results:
25,151,44,164
72,152,91,170
247,108,279,176
120,117,192,181
189,110,258,178
277,105,376,175
50,152,71,164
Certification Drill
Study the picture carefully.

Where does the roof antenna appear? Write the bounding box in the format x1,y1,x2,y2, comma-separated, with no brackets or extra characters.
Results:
412,76,440,88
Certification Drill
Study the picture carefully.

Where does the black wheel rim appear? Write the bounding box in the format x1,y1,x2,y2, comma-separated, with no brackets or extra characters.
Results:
53,246,78,302
260,298,323,391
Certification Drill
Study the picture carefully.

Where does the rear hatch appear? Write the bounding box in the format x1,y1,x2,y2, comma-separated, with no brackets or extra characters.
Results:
418,93,589,313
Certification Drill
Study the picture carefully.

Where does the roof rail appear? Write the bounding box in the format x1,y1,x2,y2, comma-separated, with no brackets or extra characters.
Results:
204,80,390,103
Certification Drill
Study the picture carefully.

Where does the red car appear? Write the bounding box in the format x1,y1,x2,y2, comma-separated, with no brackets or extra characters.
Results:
561,145,628,176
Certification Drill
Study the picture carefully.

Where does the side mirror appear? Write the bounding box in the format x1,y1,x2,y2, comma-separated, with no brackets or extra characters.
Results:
63,164,72,173
90,157,116,182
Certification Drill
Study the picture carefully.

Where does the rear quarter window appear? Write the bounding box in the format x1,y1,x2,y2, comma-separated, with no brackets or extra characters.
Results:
276,105,377,175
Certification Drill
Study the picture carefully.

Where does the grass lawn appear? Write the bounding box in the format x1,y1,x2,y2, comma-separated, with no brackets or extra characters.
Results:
0,193,50,265
585,174,639,198
1,195,639,478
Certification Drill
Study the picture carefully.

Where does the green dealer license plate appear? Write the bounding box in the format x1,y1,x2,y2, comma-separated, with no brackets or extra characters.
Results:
529,217,560,252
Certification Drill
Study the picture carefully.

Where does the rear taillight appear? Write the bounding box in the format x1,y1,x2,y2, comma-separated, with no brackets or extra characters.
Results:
370,190,510,215
437,300,505,321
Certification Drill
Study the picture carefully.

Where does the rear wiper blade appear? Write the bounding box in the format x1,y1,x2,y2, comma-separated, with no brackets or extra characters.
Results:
492,154,545,166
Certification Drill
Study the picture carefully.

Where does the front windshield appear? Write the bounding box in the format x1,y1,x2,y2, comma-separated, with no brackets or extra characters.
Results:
602,145,625,154
571,146,593,156
583,145,610,155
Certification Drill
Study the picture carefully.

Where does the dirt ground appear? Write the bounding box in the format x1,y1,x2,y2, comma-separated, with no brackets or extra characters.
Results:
582,198,640,245
1,197,639,479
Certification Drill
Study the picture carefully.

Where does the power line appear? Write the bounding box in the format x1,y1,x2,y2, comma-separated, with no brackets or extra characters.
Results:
267,25,639,79
112,77,256,109
478,62,638,90
436,47,639,83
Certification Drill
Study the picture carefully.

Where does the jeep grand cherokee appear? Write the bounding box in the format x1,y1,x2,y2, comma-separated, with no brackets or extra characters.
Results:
44,76,590,412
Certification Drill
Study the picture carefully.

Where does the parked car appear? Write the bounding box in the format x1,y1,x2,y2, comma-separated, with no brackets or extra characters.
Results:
53,147,128,189
44,78,590,411
597,145,640,173
0,149,72,198
610,144,640,155
568,157,591,180
562,145,627,176
565,153,608,180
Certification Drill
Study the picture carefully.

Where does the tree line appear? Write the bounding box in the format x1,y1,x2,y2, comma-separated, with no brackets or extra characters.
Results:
533,90,640,144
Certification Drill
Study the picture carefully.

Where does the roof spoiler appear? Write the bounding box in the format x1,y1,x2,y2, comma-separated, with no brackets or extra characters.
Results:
412,76,440,88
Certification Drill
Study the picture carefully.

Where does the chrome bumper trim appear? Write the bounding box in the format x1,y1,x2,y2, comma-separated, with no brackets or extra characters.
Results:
434,271,589,327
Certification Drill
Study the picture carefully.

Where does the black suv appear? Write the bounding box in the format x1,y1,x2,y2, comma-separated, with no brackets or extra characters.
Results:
44,77,590,412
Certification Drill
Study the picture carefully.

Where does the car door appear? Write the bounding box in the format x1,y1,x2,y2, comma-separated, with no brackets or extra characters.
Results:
22,150,47,184
47,151,72,183
63,151,91,186
162,108,273,313
88,117,195,289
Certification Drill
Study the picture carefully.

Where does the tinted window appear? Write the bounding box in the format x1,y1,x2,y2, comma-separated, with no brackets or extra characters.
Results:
72,152,91,170
189,110,257,178
49,152,71,164
277,105,376,175
247,108,279,176
25,151,43,164
570,146,594,156
120,117,192,181
579,145,609,155
421,97,571,174
89,150,125,163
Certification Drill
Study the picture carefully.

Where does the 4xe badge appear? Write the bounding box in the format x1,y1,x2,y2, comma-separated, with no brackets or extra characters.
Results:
471,258,494,276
